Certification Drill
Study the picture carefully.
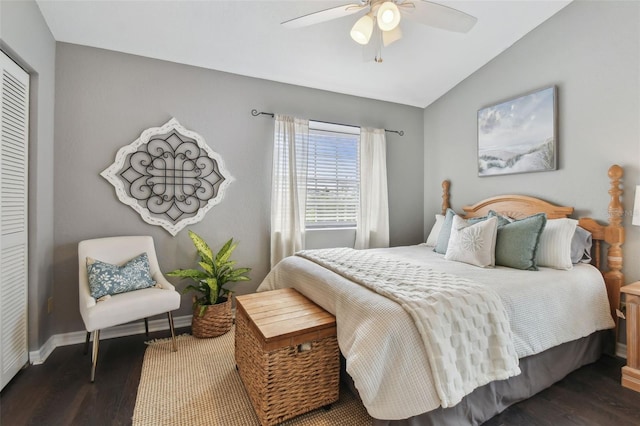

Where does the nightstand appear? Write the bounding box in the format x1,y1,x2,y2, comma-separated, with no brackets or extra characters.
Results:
621,282,640,392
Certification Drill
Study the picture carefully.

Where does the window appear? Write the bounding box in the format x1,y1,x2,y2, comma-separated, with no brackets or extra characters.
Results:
305,121,360,229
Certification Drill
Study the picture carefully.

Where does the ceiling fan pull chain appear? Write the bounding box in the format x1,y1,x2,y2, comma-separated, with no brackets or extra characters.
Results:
375,28,383,63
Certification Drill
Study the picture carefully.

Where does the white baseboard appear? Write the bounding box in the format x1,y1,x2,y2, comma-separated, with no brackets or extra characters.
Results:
29,314,192,365
617,342,627,359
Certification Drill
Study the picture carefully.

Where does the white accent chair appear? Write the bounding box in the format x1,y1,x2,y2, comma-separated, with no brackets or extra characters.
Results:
78,236,181,382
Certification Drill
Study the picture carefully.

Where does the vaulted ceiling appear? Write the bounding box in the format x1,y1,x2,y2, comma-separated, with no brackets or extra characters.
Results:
36,1,571,108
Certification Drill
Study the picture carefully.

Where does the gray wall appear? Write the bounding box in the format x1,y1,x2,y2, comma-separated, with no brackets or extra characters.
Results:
53,43,424,333
1,1,56,349
424,1,640,282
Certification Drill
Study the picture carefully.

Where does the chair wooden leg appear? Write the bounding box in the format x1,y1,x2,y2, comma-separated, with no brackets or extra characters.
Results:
168,312,177,352
83,331,90,355
90,330,100,383
144,318,149,336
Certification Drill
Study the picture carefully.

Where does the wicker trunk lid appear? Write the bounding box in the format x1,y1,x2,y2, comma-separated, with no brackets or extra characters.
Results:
235,288,339,426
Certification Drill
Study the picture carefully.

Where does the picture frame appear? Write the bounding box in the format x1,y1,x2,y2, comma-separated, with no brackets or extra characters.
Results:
477,86,557,177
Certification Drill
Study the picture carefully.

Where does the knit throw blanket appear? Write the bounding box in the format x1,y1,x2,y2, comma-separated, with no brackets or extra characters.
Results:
297,248,521,408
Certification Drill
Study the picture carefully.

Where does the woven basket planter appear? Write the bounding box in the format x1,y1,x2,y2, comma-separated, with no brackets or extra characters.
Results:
191,296,233,338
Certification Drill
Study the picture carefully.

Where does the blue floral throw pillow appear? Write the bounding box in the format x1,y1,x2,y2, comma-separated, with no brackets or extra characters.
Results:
86,252,156,300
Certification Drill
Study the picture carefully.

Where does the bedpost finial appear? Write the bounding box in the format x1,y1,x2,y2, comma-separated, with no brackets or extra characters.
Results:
608,164,623,180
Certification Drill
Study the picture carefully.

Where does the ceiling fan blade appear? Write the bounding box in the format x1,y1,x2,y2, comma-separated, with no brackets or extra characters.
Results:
281,3,367,29
382,26,403,47
401,0,477,33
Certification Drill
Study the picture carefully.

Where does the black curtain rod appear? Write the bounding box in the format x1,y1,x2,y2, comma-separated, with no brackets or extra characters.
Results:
250,109,405,136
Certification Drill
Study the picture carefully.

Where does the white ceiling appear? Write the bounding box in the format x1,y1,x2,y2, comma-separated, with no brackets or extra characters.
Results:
36,0,572,108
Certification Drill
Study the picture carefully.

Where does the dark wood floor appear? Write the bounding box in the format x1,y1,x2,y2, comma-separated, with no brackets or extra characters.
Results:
484,354,640,426
2,329,640,426
0,327,189,426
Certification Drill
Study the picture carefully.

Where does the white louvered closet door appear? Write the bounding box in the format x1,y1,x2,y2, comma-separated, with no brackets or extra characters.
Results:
0,51,29,391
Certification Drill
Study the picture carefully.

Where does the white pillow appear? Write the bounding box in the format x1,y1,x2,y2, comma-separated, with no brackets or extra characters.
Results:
425,214,445,246
536,218,578,270
445,216,498,268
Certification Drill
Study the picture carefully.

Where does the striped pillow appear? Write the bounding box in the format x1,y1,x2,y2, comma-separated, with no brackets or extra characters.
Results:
535,218,578,270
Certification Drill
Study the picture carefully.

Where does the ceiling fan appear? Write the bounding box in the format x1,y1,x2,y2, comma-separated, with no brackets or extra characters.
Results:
282,0,477,62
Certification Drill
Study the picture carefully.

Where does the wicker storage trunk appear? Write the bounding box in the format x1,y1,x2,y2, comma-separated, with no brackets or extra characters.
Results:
235,288,339,426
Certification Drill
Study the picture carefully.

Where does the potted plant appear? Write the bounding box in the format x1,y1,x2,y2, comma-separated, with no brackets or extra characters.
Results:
167,230,251,338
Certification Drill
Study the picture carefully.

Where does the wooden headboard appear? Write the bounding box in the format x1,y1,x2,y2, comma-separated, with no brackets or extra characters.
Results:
440,165,625,335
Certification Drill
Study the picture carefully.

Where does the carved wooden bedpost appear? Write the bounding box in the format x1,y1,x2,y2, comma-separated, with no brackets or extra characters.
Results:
605,164,625,338
441,180,450,215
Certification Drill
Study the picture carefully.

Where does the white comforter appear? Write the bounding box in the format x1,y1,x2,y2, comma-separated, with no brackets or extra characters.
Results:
297,247,521,409
257,245,614,420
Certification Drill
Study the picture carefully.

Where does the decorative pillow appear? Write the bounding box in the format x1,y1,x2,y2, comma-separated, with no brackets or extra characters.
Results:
434,208,456,254
536,218,578,270
444,216,498,268
86,252,156,300
493,213,547,270
425,214,445,247
571,226,593,264
466,215,488,225
487,210,515,225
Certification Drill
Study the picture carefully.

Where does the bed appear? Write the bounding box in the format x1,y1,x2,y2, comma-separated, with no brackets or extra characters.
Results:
257,164,625,425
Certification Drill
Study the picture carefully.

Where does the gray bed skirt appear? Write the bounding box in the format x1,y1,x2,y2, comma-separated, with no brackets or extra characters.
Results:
342,330,611,426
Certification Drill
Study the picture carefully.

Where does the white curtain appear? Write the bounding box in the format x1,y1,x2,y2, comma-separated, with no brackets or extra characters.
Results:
355,127,389,249
270,115,309,267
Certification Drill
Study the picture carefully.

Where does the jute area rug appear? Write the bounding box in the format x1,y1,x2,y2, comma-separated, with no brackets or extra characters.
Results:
132,327,373,425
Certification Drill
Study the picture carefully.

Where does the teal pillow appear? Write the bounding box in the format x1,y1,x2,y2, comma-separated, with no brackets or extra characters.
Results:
86,252,156,299
493,212,547,270
486,211,512,227
466,215,487,224
468,213,510,227
434,208,456,254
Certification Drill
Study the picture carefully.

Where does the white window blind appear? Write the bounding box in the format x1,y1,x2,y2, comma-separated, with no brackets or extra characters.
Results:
305,121,360,229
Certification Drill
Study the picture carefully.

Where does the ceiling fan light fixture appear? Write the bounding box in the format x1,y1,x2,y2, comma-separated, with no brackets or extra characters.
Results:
382,26,402,47
350,14,374,45
377,1,401,32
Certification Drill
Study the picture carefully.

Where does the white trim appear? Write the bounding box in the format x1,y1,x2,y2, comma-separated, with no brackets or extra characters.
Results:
29,314,192,365
30,335,57,366
617,342,627,359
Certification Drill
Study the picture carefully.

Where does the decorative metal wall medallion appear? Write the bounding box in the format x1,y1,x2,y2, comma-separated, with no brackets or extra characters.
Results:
101,118,233,236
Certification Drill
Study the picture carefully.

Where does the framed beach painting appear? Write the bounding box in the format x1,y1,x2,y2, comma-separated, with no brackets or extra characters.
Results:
478,86,557,177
